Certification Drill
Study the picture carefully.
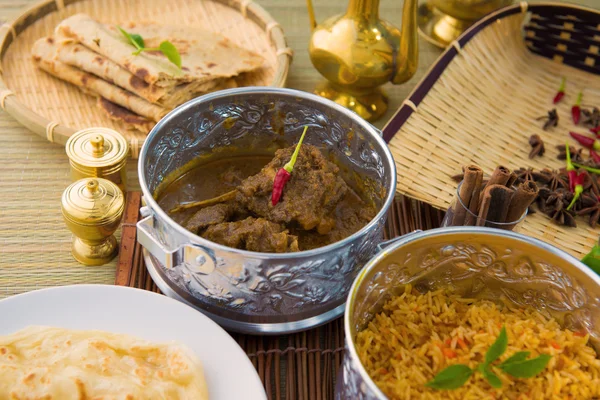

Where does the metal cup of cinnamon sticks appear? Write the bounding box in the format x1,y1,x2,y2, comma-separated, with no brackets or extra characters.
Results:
442,165,538,231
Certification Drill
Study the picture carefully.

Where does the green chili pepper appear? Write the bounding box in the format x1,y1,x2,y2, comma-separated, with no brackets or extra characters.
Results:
582,244,600,276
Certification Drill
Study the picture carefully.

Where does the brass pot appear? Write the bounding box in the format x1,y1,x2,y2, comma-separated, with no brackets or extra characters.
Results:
418,0,513,48
336,227,600,399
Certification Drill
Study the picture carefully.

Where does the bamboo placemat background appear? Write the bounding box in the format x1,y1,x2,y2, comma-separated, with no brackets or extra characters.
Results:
116,191,444,400
0,0,598,296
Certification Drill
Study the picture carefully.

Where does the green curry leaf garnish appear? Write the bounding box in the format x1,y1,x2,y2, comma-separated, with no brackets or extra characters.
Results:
426,326,551,390
118,26,181,69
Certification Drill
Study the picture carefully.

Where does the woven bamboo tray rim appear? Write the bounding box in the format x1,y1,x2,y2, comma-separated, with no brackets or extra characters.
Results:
382,2,600,258
0,0,291,158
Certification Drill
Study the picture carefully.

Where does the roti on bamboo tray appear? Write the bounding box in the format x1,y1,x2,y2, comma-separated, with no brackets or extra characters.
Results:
0,0,291,158
382,2,600,259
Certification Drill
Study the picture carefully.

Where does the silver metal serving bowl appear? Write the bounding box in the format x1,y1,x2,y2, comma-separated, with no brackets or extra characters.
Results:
336,227,600,399
137,87,396,335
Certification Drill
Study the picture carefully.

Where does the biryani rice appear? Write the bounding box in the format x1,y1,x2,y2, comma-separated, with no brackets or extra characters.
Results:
355,285,600,400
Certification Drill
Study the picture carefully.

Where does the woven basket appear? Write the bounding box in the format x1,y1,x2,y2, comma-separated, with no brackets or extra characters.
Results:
382,2,600,258
0,0,291,158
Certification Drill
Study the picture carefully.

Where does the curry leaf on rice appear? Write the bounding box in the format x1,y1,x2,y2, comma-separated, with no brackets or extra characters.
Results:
499,354,552,378
425,365,473,390
485,326,508,365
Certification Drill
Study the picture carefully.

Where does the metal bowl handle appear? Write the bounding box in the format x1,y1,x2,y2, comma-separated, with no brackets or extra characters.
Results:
137,215,215,274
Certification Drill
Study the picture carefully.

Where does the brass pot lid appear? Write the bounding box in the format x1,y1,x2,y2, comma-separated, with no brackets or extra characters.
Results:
61,178,124,226
66,127,129,168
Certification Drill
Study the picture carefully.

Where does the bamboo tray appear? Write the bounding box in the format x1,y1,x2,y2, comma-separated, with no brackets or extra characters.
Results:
0,0,291,158
382,2,600,259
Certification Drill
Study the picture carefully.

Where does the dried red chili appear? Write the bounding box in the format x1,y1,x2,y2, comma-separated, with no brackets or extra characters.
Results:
565,143,578,192
567,173,585,211
572,92,583,124
271,126,308,206
591,149,600,165
570,131,600,150
553,77,566,104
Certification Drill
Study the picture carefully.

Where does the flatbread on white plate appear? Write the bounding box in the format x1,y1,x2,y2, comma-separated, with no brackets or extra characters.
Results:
0,326,208,399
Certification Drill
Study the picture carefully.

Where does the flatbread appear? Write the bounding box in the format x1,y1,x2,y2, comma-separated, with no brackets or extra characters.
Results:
97,97,156,133
56,13,265,87
0,326,208,399
55,40,236,108
32,37,168,123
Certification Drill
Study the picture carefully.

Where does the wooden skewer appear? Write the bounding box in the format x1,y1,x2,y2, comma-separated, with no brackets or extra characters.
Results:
169,190,237,214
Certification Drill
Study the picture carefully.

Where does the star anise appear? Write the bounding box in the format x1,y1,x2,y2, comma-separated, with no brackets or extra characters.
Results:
514,167,536,184
588,174,600,198
556,145,584,163
545,188,574,211
529,134,545,159
581,107,600,128
549,207,577,227
536,168,569,191
536,108,559,130
576,194,600,228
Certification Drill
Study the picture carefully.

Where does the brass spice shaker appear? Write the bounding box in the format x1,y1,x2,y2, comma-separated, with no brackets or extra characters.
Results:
61,178,124,266
65,128,129,191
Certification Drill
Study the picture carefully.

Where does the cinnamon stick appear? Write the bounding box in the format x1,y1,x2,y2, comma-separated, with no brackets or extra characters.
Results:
505,180,538,225
487,165,512,187
451,165,483,225
464,168,484,226
506,172,518,188
477,184,514,226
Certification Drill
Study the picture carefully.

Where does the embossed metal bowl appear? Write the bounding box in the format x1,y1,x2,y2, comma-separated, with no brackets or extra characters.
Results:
137,87,396,335
337,227,600,399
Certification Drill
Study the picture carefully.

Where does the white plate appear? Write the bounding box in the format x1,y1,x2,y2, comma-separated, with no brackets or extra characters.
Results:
0,284,266,400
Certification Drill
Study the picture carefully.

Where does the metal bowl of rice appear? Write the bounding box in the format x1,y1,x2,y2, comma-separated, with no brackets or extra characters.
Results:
337,227,600,399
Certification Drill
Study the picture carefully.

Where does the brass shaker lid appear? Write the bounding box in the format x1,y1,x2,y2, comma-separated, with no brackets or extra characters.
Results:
61,178,124,226
66,127,128,168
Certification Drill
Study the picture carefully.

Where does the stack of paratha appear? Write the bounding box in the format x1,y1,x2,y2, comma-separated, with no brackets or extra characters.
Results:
0,326,208,399
32,13,265,133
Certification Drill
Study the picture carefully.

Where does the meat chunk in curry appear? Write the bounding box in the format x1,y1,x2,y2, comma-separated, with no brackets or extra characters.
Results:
203,217,299,253
159,144,378,253
236,145,348,234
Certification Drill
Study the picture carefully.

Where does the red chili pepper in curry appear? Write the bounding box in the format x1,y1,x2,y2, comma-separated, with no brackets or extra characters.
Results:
271,126,308,206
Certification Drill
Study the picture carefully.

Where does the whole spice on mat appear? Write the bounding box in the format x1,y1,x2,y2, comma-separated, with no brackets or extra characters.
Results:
426,327,551,390
582,107,600,130
536,109,559,131
553,77,566,104
572,92,583,124
271,126,308,206
556,144,583,163
528,134,545,159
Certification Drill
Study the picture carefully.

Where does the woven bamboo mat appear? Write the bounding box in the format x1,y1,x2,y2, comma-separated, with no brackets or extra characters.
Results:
115,191,444,400
385,8,600,258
